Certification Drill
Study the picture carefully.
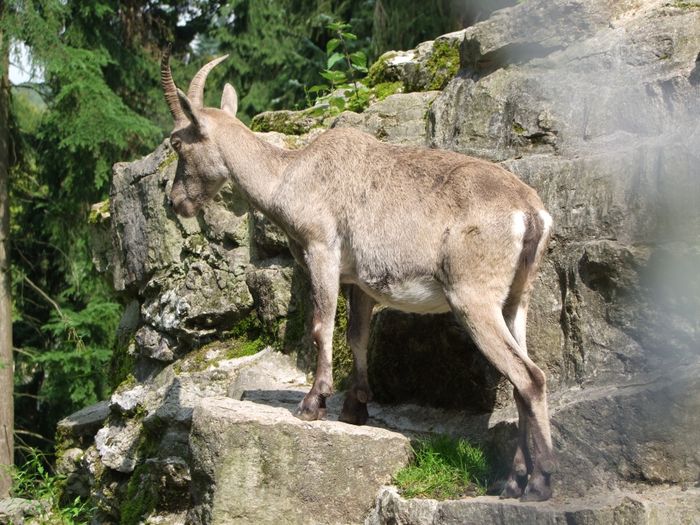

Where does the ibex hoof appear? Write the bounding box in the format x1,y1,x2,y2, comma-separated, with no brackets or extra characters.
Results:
499,475,527,499
296,392,327,421
520,473,552,502
339,390,369,426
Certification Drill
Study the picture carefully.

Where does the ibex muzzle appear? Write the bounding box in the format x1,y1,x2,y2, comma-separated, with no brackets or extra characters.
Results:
161,51,556,501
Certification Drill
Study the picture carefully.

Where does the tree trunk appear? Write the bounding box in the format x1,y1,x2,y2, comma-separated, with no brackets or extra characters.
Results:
0,13,14,498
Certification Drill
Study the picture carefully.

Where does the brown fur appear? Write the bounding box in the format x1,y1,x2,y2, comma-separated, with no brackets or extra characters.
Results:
162,54,557,501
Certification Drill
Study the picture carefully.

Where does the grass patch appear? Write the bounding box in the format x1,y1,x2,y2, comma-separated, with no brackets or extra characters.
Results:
224,312,270,359
394,435,489,500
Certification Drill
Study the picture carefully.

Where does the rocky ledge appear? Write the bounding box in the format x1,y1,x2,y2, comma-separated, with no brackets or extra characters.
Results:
367,485,700,525
55,347,700,524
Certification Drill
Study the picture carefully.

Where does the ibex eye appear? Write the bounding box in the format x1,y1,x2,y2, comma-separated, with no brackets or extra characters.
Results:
171,137,182,151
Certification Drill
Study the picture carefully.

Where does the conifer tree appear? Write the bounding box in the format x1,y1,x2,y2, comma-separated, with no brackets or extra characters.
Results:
3,0,221,456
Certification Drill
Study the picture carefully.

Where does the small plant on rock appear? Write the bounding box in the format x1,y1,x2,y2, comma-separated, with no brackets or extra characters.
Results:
307,20,370,114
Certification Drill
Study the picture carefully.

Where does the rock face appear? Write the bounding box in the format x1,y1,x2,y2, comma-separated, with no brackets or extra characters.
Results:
62,0,700,523
102,134,316,383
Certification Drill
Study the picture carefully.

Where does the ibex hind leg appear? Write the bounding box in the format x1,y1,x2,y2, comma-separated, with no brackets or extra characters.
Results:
339,285,375,425
501,241,539,498
441,213,554,501
501,302,535,497
446,287,554,501
506,210,556,502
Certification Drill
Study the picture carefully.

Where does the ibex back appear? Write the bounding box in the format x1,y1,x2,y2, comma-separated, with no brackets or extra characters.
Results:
161,51,556,501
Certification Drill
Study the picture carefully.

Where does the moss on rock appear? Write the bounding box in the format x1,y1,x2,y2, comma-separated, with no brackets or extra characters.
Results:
250,109,323,135
88,199,110,225
367,51,398,87
367,41,458,94
424,39,460,90
109,336,137,390
372,81,404,101
173,312,271,374
119,464,158,525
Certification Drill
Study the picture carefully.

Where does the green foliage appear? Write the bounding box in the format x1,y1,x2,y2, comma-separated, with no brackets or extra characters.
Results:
208,1,375,121
10,448,94,524
308,20,371,114
393,435,489,500
37,300,120,407
371,0,458,56
39,45,160,196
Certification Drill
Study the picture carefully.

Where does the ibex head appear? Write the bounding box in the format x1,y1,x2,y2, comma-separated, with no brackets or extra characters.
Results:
161,48,238,218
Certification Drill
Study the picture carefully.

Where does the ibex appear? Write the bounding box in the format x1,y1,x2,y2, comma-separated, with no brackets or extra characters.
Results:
161,51,556,501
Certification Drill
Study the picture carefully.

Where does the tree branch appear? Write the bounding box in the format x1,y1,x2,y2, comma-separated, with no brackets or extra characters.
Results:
22,276,65,321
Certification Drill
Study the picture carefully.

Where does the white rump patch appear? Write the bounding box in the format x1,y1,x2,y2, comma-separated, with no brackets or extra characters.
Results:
539,209,553,235
512,211,527,240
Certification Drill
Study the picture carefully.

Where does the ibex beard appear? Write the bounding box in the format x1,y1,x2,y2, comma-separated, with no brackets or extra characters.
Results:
161,50,557,502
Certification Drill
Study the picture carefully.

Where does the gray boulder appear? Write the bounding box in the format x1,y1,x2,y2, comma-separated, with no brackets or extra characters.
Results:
0,498,49,525
187,397,411,525
334,91,440,147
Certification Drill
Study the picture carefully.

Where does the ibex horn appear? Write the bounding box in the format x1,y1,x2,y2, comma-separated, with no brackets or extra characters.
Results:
187,55,229,109
161,44,186,125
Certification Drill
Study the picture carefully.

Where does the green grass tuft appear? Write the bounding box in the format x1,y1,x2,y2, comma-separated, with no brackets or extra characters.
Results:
394,435,489,500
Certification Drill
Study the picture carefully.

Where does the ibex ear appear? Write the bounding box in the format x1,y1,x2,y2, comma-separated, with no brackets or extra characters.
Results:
221,83,238,117
176,88,205,132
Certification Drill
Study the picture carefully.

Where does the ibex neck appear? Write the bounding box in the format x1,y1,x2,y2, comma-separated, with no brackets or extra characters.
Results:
218,125,293,212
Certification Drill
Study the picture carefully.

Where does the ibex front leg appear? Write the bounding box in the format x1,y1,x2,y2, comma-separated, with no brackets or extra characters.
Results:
297,242,340,421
